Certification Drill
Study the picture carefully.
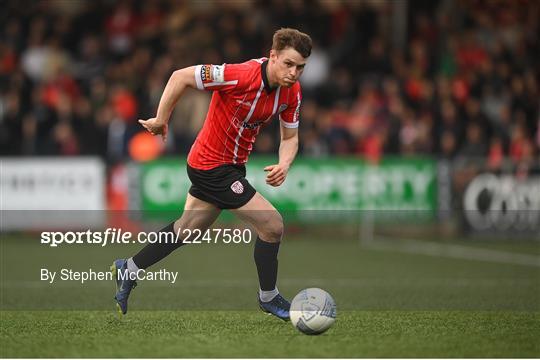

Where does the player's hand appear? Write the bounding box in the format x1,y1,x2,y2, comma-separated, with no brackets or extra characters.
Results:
264,164,289,187
138,117,168,142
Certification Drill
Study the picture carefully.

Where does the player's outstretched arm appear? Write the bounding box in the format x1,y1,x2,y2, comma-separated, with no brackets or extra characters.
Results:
139,66,198,141
264,126,299,187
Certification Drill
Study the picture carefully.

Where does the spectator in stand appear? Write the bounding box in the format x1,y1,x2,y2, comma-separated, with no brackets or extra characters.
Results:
457,122,487,159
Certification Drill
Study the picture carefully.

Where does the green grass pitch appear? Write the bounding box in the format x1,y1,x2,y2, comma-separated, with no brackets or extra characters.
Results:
1,229,539,357
1,310,538,357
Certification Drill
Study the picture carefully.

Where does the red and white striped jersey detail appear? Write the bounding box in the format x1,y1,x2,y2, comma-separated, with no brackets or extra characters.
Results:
187,59,302,170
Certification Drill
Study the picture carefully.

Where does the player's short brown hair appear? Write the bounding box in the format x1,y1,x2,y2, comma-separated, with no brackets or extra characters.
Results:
272,28,312,58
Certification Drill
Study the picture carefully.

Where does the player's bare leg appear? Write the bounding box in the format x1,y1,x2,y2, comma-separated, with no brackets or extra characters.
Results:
231,192,290,320
112,194,221,314
232,192,284,242
174,193,222,235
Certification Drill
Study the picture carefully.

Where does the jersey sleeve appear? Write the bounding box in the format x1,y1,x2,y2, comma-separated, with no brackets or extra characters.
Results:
194,63,246,92
279,85,302,129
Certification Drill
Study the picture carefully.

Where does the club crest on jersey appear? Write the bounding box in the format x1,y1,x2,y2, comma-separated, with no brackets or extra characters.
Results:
278,104,288,113
231,181,244,194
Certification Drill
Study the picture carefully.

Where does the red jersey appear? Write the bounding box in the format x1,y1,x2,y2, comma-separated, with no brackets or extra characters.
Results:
187,58,302,170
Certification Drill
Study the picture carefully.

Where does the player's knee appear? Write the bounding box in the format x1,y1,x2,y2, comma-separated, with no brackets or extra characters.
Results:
260,215,284,242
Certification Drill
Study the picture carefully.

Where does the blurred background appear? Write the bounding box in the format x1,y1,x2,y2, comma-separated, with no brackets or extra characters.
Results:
1,0,539,235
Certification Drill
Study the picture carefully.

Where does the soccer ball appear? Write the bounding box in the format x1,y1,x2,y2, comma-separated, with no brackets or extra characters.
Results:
290,288,337,335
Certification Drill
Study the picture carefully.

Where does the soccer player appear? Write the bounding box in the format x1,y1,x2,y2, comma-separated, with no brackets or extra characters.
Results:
111,28,312,321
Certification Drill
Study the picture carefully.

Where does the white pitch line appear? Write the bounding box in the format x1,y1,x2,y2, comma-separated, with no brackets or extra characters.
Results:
365,236,540,268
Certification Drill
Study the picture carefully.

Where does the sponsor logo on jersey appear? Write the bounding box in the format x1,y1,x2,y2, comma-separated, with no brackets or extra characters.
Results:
201,64,225,82
231,180,244,194
212,65,225,82
232,116,263,130
242,120,263,130
201,65,212,81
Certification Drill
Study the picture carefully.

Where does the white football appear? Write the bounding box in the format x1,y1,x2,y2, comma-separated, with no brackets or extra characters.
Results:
290,288,337,335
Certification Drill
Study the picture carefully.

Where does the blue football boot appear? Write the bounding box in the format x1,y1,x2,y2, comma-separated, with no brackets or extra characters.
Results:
110,259,137,315
258,293,290,321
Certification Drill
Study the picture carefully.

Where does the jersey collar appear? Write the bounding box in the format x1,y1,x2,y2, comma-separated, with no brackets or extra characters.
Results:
261,60,278,94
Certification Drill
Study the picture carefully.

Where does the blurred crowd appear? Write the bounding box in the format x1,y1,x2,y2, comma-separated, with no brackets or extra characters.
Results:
1,0,539,170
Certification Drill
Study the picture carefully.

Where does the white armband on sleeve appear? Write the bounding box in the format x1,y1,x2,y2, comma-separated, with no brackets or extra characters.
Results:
194,65,204,90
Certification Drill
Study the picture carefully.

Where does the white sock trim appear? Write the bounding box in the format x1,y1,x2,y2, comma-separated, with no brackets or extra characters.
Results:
127,258,139,273
259,287,279,302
